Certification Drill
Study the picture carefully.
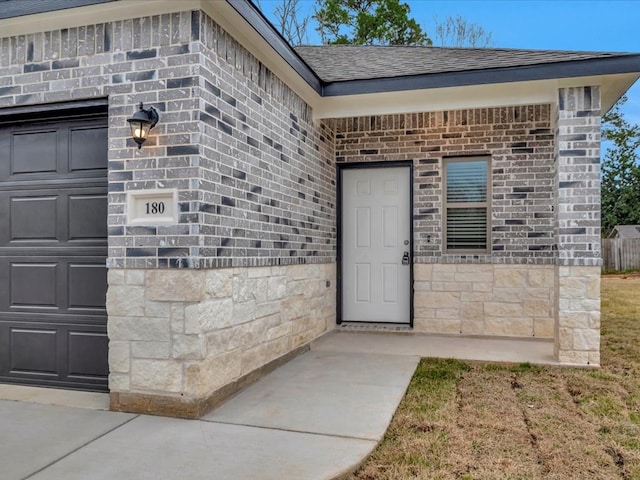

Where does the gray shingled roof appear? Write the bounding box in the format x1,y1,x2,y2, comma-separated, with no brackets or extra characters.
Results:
295,45,634,83
2,0,639,98
608,225,640,239
0,0,116,19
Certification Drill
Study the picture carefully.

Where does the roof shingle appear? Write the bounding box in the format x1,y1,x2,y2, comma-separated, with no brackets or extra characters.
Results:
609,225,640,239
295,45,635,83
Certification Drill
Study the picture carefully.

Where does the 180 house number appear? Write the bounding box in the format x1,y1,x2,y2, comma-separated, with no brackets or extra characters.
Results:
127,189,177,225
145,201,165,215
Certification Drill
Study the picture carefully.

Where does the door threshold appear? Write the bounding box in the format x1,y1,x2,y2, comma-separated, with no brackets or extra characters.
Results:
338,322,412,333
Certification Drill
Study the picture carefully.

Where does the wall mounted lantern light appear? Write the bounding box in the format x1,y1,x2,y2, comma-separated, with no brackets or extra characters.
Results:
127,102,159,149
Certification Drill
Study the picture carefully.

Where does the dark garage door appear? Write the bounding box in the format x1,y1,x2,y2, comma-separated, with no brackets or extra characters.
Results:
0,110,108,391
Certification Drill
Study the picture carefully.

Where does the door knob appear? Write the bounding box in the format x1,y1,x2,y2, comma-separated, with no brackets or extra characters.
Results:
402,251,410,265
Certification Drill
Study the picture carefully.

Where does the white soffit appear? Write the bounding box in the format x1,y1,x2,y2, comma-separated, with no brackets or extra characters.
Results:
314,80,557,119
313,72,640,120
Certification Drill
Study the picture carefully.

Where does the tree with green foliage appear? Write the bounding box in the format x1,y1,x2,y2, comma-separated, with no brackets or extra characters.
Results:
601,96,640,236
263,0,492,48
313,0,430,46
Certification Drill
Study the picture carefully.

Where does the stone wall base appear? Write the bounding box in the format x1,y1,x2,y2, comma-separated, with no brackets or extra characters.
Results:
414,263,555,338
555,265,601,367
110,342,311,418
107,263,336,417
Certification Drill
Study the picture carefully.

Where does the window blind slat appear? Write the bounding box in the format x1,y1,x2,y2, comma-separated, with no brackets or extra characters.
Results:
446,161,487,203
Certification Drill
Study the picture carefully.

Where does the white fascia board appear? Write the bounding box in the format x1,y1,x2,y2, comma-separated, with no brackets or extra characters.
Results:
313,80,558,120
0,0,200,37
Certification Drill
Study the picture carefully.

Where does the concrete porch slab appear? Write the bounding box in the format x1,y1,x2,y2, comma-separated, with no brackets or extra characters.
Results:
3,345,419,480
313,330,558,365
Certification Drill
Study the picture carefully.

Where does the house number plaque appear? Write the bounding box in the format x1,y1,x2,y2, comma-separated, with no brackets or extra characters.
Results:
127,188,178,225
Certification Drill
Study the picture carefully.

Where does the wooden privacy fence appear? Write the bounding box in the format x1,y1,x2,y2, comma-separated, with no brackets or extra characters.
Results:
603,238,640,271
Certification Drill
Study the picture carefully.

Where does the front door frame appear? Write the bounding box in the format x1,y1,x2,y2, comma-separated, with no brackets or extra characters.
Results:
336,160,414,327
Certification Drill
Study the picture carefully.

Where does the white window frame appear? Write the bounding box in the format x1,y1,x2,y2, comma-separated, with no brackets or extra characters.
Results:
442,156,491,254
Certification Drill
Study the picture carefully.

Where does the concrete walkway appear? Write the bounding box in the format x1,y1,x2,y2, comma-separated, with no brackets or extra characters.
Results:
0,331,556,480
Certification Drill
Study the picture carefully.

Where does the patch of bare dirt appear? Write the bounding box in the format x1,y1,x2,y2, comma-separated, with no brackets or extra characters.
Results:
444,370,544,479
602,272,640,279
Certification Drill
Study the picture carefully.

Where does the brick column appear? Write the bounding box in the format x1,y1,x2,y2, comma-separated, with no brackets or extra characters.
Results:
554,86,601,366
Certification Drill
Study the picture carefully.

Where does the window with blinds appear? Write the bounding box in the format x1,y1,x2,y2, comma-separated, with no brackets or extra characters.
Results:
443,157,490,253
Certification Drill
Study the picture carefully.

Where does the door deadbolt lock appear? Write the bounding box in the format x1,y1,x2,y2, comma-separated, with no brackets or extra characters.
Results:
402,251,410,265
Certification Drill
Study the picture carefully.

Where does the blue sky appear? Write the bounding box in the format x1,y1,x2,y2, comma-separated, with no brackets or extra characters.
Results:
259,0,640,122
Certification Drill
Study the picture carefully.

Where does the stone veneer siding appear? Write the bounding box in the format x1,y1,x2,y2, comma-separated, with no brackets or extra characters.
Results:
0,9,338,414
414,264,555,337
107,264,335,417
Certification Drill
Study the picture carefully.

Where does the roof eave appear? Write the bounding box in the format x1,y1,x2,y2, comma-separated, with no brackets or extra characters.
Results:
321,55,640,96
0,0,116,20
312,72,640,119
226,0,322,94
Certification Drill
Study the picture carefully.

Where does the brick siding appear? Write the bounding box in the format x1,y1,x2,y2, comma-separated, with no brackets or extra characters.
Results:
335,106,556,264
0,10,337,269
555,86,601,267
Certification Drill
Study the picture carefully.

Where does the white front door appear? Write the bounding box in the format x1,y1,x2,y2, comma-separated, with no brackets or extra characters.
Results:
341,166,411,324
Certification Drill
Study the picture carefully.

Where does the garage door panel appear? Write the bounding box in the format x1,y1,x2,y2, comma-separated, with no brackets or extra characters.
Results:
70,126,108,172
0,187,107,247
10,263,58,308
0,133,8,179
10,195,58,241
0,117,107,182
68,194,108,240
10,328,58,375
0,320,108,389
11,130,58,175
1,257,106,315
68,263,107,311
68,331,108,378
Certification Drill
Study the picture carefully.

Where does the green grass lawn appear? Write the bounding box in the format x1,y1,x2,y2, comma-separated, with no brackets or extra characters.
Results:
348,275,640,479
